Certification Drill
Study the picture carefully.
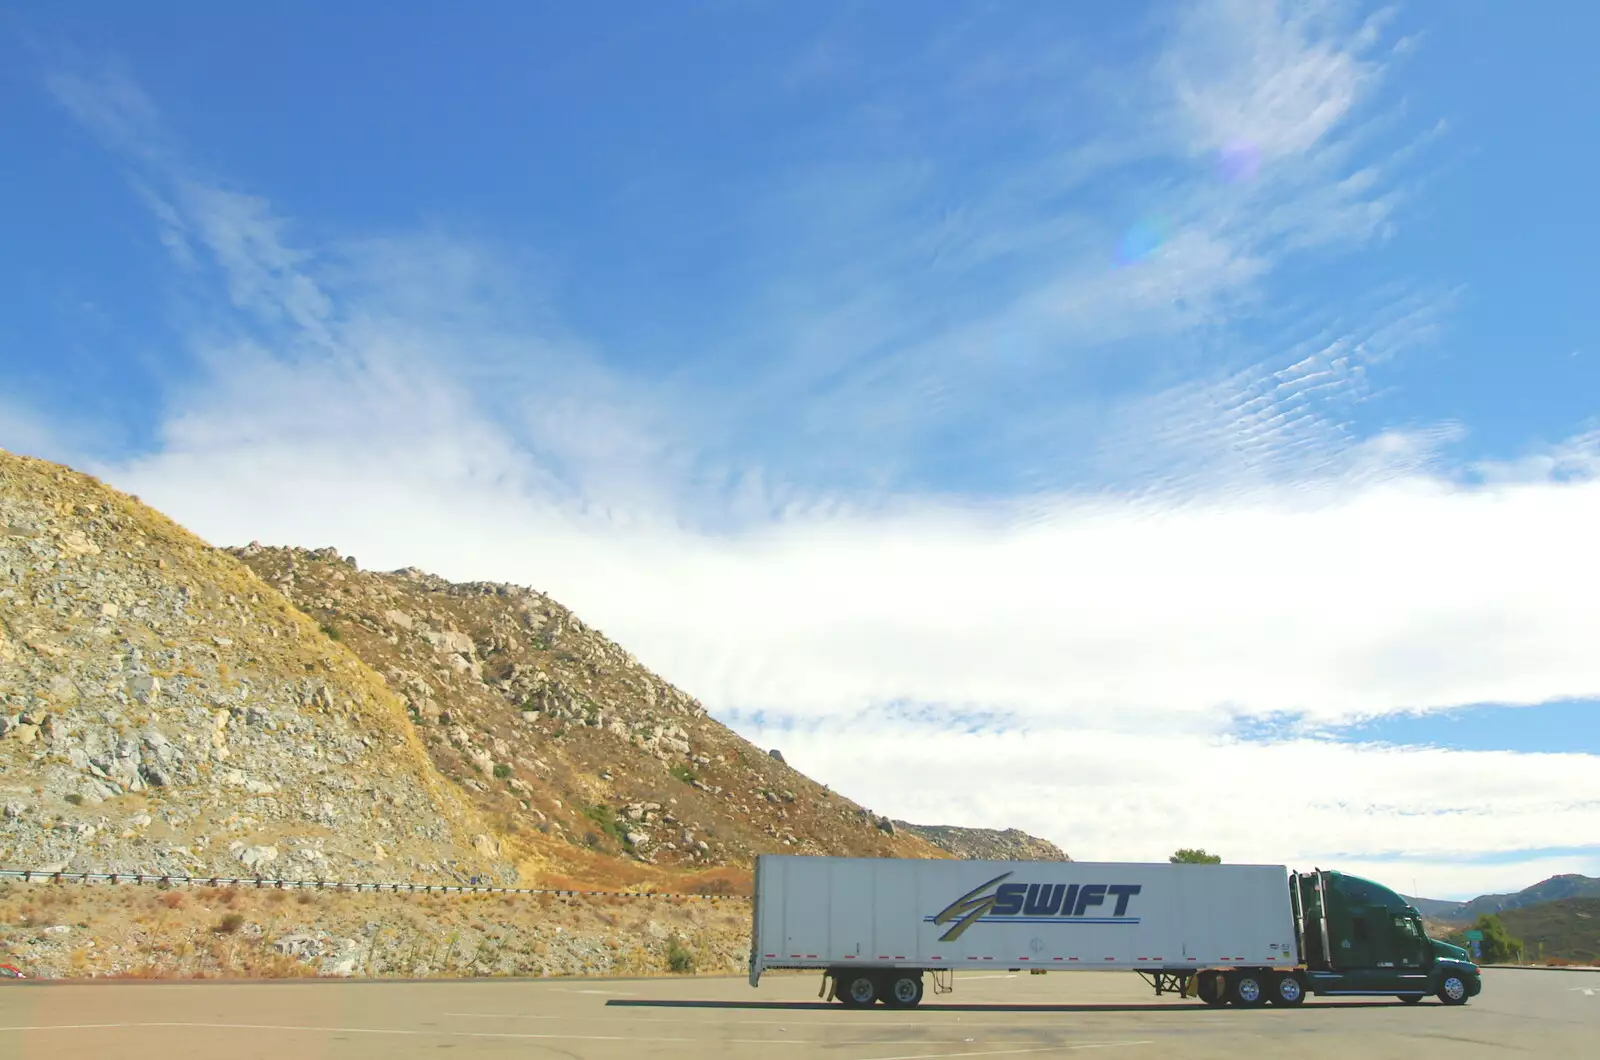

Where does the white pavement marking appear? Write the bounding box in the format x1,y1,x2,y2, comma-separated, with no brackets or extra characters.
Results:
854,1043,1152,1060
0,1024,144,1033
558,987,638,995
0,1022,1031,1047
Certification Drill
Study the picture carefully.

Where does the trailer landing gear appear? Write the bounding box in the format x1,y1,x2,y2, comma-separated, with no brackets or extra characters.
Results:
1138,970,1197,999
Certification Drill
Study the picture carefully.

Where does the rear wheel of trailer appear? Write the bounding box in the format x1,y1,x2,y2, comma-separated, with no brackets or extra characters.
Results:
836,971,879,1008
1196,970,1228,1007
882,972,925,1009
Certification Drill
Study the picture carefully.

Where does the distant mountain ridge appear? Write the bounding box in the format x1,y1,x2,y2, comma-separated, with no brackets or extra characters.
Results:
1405,874,1600,922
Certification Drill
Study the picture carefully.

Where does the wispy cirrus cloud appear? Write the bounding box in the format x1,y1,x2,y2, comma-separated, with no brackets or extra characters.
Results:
677,0,1438,499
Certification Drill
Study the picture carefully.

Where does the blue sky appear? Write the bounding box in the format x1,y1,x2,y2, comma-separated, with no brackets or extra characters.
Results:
3,1,1597,899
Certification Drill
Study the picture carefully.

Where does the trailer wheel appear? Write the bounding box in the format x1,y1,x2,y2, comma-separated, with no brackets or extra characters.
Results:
1196,971,1228,1007
1436,974,1469,1006
1268,972,1305,1006
837,972,879,1008
1231,971,1268,1007
882,972,924,1009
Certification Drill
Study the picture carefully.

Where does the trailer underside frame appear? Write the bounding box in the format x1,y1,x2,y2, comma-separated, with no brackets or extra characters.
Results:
1137,970,1196,997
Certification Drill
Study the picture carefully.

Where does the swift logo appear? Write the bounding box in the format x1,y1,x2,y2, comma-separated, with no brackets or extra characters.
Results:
928,873,1142,941
930,873,1011,941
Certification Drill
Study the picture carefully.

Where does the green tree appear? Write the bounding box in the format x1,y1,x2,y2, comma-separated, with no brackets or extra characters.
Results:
1170,848,1222,864
1473,913,1523,964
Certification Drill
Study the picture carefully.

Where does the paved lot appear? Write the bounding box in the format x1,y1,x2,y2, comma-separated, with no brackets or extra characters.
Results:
1,968,1593,1059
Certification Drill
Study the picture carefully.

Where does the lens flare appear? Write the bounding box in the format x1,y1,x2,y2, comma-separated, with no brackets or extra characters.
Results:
1218,139,1260,183
1115,214,1170,266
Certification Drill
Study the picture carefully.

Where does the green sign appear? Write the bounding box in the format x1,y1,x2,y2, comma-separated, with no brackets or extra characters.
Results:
1465,930,1484,941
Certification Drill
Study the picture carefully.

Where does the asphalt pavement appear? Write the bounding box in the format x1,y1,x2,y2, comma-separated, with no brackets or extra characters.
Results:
1,966,1593,1059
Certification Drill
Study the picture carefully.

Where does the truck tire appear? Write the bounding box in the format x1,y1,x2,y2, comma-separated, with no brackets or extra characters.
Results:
1231,971,1268,1007
1196,971,1228,1007
1436,974,1470,1006
837,972,879,1008
882,972,924,1009
1268,972,1306,1006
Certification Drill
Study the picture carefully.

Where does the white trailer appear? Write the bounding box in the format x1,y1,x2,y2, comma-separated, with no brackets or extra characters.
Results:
750,854,1296,1006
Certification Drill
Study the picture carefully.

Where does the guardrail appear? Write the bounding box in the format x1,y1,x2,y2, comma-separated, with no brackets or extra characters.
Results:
0,868,747,901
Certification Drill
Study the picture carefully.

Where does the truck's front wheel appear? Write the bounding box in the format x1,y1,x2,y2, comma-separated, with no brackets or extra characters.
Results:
882,973,924,1009
837,972,879,1008
1436,974,1470,1006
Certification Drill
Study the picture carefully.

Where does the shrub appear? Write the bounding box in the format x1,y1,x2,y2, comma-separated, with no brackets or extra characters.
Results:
64,793,84,806
665,937,695,974
160,892,185,910
213,912,246,934
493,763,512,780
582,804,625,844
669,764,696,785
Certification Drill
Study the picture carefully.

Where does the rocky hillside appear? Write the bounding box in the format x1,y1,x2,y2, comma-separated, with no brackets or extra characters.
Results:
227,544,946,887
1,450,949,889
894,823,1069,861
0,450,507,884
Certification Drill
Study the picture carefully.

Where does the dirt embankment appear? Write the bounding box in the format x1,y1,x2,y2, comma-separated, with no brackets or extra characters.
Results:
0,879,752,980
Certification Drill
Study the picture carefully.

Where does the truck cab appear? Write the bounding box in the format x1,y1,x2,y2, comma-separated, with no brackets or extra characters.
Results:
1293,869,1481,1004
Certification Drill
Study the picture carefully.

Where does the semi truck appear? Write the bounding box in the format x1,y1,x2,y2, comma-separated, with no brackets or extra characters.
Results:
748,854,1482,1009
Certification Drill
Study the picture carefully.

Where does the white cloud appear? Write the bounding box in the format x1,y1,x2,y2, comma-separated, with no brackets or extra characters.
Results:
1161,0,1384,160
735,719,1600,899
108,416,1600,731
31,4,1599,895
